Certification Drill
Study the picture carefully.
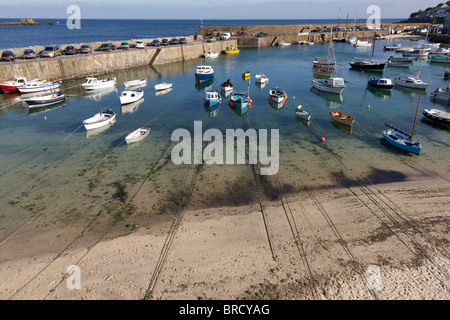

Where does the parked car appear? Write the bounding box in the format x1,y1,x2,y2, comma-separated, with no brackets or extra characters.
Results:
121,42,130,50
80,44,91,54
221,32,231,40
169,38,178,45
161,39,169,46
99,43,116,51
257,32,268,37
207,37,216,43
178,37,187,44
23,49,37,59
64,45,77,55
1,51,16,61
150,39,161,47
136,40,145,49
41,45,61,58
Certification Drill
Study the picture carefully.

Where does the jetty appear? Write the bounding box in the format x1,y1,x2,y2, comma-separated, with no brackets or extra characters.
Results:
0,37,237,83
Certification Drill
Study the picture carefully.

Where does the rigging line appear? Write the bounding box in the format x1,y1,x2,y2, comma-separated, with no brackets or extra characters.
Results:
307,123,450,284
9,210,103,300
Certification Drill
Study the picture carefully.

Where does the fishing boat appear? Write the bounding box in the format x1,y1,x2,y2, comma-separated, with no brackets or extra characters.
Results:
381,97,422,155
295,105,311,121
124,78,147,88
18,81,61,94
269,88,287,103
422,108,450,125
229,80,252,110
195,65,214,83
311,77,346,94
255,73,269,84
431,86,450,102
203,51,219,58
83,109,116,131
354,40,372,47
82,76,116,91
154,83,172,91
23,90,66,108
368,77,394,89
313,67,334,78
0,76,30,93
429,55,450,64
125,127,151,144
120,89,144,105
388,56,414,63
330,110,354,126
386,59,410,68
223,47,239,54
220,79,233,92
313,29,336,75
277,40,291,46
204,90,221,107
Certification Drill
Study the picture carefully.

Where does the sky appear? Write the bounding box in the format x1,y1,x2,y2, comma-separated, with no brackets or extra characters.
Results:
0,0,443,20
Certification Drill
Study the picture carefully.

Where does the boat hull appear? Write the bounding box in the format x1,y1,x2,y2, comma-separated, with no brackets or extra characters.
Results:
83,112,116,130
311,80,345,94
381,129,422,155
422,109,450,125
195,73,214,83
330,111,354,126
120,91,144,105
25,94,66,108
0,85,22,93
19,83,60,94
125,128,151,144
349,62,385,70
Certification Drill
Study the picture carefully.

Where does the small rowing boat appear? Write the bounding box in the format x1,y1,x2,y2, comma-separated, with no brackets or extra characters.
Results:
125,127,151,144
330,110,354,127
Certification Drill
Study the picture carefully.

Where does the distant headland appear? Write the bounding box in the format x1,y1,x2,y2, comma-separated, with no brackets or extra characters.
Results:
399,2,450,23
0,18,55,26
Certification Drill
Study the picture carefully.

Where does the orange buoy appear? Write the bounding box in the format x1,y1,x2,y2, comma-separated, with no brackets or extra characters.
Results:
230,101,234,107
320,137,326,143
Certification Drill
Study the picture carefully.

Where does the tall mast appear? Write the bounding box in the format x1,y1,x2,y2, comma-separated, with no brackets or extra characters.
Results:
410,96,421,143
371,32,376,63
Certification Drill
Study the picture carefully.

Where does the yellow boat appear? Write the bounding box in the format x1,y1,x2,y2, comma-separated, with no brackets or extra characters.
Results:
224,48,240,54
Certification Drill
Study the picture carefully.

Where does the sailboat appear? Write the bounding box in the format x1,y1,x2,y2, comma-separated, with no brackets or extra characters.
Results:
349,33,385,70
313,29,336,73
393,57,430,89
381,96,422,155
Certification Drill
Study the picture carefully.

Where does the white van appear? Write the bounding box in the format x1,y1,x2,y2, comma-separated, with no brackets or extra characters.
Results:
221,32,231,40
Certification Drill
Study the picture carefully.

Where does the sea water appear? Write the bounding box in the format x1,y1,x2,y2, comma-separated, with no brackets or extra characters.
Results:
0,39,449,261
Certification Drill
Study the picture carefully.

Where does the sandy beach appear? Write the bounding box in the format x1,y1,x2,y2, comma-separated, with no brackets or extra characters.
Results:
1,174,448,300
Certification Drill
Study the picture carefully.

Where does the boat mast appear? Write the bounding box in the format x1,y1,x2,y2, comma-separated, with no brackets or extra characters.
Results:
371,32,376,63
410,96,421,143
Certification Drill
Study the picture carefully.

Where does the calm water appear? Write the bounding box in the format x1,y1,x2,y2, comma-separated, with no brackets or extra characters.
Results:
0,18,404,49
0,39,449,261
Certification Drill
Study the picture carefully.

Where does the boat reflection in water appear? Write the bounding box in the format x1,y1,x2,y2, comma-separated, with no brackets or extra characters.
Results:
255,81,267,90
310,87,343,108
85,120,116,140
268,98,287,111
367,85,392,100
155,88,173,96
204,102,221,118
121,98,145,114
195,78,214,91
84,87,118,102
27,101,66,116
330,118,353,135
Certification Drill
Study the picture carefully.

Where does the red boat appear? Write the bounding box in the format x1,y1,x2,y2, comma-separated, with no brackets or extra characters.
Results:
0,76,28,93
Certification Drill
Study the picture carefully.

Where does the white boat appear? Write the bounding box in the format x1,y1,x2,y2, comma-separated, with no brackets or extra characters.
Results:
154,83,172,91
269,88,287,103
255,73,269,84
277,40,291,46
83,109,116,130
0,76,30,93
124,78,147,88
295,105,311,121
23,91,66,108
82,76,116,91
220,79,233,92
120,89,144,105
393,76,429,90
354,40,372,47
18,81,60,94
125,127,151,144
203,51,219,58
311,77,346,94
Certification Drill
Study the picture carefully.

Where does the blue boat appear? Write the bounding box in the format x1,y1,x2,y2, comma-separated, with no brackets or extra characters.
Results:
229,92,250,111
368,77,394,89
381,97,422,155
204,90,221,107
195,65,214,83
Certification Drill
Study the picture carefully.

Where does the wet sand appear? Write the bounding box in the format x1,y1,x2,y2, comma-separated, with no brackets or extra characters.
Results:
1,176,448,300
